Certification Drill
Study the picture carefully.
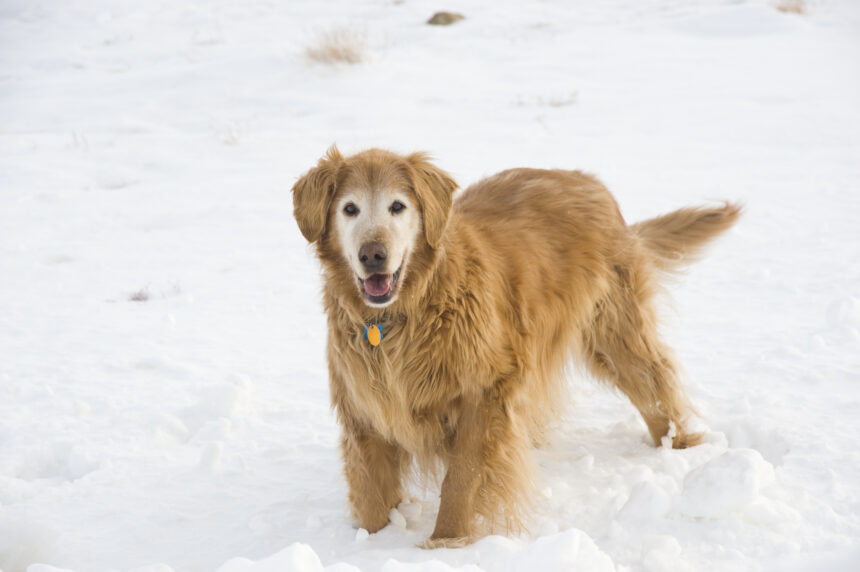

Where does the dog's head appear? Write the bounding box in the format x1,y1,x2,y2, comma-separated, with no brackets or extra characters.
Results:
292,146,457,308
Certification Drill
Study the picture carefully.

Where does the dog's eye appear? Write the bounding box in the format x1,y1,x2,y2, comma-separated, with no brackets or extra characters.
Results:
390,201,405,214
343,203,359,216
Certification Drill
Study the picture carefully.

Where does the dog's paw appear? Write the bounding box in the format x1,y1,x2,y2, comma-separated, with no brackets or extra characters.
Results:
672,431,704,449
418,536,472,549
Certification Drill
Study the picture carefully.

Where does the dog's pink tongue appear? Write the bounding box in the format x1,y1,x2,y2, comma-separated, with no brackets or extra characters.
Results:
364,274,393,296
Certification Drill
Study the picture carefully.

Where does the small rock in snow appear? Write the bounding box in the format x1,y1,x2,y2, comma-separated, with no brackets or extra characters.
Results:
427,12,464,26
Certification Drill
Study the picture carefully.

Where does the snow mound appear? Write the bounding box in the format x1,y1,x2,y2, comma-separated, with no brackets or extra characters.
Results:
216,543,324,572
380,559,483,572
27,565,77,572
500,529,615,572
677,449,776,519
617,481,673,523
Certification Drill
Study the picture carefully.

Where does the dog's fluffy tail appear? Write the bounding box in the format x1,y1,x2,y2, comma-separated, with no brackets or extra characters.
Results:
631,202,742,272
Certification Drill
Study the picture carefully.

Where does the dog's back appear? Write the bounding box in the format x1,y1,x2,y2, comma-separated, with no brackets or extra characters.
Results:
453,168,630,324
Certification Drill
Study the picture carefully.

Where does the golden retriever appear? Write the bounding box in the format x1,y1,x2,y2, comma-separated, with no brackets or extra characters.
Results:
291,146,741,547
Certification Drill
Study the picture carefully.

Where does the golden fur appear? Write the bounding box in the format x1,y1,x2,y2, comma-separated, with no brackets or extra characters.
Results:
291,146,741,547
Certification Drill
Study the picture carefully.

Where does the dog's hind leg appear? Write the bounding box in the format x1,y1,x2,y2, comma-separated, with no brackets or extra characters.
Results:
583,265,703,449
341,423,409,533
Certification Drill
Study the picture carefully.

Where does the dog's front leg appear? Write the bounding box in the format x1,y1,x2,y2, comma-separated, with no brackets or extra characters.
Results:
341,422,408,533
427,403,483,547
424,389,532,549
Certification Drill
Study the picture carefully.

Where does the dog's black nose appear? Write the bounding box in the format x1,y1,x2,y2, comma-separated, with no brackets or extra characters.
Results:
359,241,388,271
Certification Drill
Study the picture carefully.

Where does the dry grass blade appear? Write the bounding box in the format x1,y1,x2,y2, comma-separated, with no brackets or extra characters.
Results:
306,27,368,65
129,288,150,302
774,0,806,15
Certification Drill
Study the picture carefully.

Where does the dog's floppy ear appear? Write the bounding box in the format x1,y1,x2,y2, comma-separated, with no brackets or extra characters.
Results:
405,152,458,248
292,145,344,243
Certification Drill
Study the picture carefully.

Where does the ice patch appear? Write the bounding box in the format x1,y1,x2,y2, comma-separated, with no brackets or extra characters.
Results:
677,449,776,518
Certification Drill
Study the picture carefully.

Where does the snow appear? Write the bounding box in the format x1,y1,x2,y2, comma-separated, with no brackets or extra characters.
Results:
215,543,326,572
1,0,859,571
676,449,775,519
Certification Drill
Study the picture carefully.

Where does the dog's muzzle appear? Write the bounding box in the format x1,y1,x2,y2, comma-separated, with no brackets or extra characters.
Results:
359,267,402,305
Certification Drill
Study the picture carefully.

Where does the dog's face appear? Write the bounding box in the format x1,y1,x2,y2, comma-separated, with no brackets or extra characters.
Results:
333,184,420,307
292,146,458,309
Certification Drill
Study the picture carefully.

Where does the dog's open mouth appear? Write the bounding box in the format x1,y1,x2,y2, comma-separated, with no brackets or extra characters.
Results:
359,267,402,305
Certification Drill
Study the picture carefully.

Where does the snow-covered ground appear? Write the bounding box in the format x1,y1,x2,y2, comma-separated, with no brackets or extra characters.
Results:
2,0,859,570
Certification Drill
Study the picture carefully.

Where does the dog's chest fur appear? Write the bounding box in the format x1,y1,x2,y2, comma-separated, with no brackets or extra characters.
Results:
326,294,511,453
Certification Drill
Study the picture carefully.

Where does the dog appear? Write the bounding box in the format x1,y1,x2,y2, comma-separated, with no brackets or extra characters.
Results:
291,146,740,547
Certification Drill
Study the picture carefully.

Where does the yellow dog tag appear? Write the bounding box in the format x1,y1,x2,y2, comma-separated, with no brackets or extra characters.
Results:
365,324,383,347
